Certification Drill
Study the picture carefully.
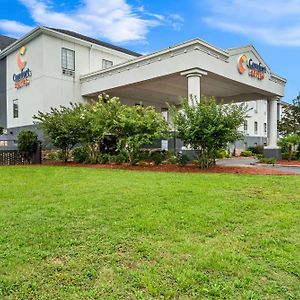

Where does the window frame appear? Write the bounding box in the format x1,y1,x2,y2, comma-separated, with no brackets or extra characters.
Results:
61,48,75,71
254,121,258,134
102,59,113,70
13,99,19,119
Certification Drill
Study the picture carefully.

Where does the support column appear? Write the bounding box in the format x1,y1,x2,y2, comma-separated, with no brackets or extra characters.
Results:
181,68,207,106
264,97,281,159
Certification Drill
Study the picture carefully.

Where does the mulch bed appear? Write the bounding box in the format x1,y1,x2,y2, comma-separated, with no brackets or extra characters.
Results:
278,160,300,166
40,161,297,175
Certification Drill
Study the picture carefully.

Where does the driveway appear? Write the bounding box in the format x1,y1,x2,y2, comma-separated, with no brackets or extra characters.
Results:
217,157,300,174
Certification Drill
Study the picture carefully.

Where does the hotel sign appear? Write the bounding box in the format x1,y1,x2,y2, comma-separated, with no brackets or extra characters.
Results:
13,46,32,89
237,54,266,80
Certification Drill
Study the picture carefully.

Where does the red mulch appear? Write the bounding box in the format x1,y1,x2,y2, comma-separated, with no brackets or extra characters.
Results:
278,160,300,166
38,161,297,175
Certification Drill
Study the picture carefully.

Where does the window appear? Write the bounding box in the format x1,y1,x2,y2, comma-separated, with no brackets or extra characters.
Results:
61,48,75,71
254,121,258,134
264,123,267,134
161,107,169,123
0,141,8,147
13,99,18,118
102,59,113,69
254,100,258,113
243,120,248,131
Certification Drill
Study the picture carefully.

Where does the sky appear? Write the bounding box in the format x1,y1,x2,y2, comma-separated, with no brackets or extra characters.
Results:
0,0,299,102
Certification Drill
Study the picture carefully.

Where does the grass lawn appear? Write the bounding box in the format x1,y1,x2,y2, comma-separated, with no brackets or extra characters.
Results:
0,166,299,299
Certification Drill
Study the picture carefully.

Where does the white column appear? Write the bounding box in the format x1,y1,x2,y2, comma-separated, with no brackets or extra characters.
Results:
266,97,279,148
181,68,207,106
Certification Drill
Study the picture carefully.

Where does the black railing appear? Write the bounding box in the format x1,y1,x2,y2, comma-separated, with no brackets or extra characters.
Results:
0,140,42,165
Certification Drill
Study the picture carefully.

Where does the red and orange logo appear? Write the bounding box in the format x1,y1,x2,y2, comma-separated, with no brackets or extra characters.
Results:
237,54,247,74
17,46,27,71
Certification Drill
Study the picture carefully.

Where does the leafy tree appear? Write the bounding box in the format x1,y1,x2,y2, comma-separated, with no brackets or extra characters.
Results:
17,131,39,163
81,94,124,162
117,104,168,165
278,134,300,161
170,97,247,168
278,95,300,136
34,103,86,162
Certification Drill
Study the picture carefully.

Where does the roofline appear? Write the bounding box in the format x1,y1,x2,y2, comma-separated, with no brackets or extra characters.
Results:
80,38,230,80
0,26,140,59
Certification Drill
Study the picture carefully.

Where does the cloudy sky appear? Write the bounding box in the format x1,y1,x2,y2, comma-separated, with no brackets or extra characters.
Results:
0,0,299,102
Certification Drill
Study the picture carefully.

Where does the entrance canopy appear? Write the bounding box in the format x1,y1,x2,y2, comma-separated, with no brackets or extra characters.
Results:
80,38,286,106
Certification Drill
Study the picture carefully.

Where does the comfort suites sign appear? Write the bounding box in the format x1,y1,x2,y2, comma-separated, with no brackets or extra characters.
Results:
237,54,266,80
13,46,32,89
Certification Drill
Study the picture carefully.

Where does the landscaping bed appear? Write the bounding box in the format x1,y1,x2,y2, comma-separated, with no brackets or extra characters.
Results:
42,161,297,175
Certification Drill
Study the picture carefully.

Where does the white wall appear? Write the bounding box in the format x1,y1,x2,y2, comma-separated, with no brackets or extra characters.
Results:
238,100,268,137
6,32,134,128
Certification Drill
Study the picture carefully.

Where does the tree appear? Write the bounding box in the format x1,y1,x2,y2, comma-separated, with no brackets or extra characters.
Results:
117,104,168,165
17,131,39,163
278,94,300,136
80,94,124,162
170,97,247,168
278,134,300,161
34,103,86,162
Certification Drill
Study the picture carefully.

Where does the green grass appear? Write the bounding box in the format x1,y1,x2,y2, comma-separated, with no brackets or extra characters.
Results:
0,166,299,299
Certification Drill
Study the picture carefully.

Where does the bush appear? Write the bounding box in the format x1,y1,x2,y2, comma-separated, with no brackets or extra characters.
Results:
177,153,190,165
46,152,58,161
98,153,110,164
149,150,171,165
17,131,39,163
248,145,264,155
109,153,127,165
259,157,277,165
57,149,69,162
215,149,227,159
73,146,89,163
240,150,253,157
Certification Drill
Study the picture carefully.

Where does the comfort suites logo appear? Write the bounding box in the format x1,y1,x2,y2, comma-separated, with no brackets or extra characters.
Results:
237,54,266,80
13,46,32,89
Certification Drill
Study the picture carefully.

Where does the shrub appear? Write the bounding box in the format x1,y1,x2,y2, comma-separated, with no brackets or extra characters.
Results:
17,131,39,163
149,150,169,165
98,153,110,164
177,153,190,166
259,157,277,165
169,97,247,168
109,153,126,165
248,145,264,155
73,146,89,163
215,149,228,159
46,152,58,161
57,149,69,162
240,150,253,157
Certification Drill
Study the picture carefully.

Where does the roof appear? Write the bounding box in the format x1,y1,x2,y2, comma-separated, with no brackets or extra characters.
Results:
47,28,142,57
0,34,16,51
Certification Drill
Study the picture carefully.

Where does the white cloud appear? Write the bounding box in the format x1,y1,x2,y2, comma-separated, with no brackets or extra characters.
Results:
0,0,184,44
0,20,33,38
204,0,300,46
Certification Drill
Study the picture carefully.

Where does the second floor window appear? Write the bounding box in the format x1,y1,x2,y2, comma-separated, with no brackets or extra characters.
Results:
243,120,248,131
254,121,258,134
13,99,19,118
61,48,75,71
102,59,113,69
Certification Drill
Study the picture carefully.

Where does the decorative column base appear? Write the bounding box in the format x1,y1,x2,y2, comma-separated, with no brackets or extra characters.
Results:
263,146,282,160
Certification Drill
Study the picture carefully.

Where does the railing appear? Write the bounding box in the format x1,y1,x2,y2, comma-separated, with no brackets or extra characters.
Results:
0,140,42,165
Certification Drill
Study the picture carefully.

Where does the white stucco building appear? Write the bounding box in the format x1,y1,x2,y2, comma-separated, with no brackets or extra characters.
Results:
0,27,286,157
